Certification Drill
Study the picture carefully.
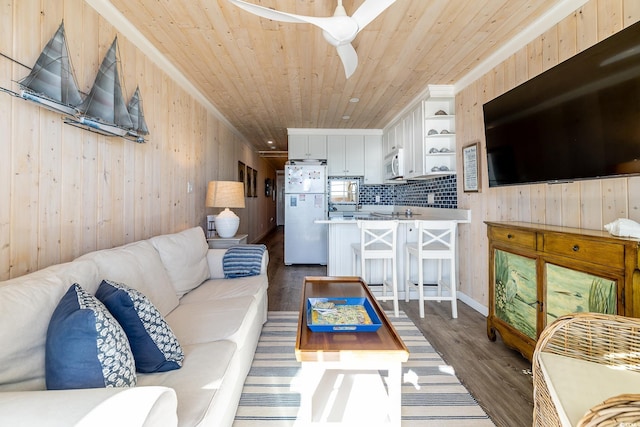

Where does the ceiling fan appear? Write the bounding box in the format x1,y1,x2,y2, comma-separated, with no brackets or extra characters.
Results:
227,0,397,79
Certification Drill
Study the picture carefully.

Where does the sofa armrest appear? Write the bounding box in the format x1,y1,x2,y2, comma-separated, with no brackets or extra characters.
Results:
207,248,269,279
0,386,177,427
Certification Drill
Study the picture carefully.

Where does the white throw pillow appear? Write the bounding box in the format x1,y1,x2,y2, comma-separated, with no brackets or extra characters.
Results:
76,241,179,317
150,227,210,298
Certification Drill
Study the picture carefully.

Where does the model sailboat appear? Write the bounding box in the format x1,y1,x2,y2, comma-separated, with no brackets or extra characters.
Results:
2,23,149,142
17,22,83,116
125,86,149,143
65,37,134,137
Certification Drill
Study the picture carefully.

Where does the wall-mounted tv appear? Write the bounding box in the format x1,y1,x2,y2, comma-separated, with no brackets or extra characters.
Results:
483,20,640,187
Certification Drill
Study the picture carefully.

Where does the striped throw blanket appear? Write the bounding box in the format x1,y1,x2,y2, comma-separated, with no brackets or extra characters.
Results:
223,244,266,278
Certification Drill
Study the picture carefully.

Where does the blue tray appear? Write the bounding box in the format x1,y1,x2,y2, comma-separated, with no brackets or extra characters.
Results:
307,297,382,332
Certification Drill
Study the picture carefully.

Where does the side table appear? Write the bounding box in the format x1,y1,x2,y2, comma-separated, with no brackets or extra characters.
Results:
206,234,248,249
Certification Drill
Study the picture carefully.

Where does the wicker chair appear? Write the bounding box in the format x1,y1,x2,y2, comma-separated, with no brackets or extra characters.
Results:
533,313,640,427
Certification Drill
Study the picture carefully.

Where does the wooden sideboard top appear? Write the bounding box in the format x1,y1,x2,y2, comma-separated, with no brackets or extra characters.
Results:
485,221,640,246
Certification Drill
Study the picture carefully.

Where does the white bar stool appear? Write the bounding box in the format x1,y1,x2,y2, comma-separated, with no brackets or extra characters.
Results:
404,220,458,318
351,220,400,317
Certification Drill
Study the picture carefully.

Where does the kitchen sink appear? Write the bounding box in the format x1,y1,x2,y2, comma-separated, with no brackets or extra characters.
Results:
329,212,373,220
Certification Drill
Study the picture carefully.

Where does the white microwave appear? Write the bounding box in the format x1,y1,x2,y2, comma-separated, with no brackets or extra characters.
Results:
384,149,405,180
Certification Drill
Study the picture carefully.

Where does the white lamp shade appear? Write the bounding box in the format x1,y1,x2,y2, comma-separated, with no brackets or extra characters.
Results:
206,181,245,209
206,181,245,238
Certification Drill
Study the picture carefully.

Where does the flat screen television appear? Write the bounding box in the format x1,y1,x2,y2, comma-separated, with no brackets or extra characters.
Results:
483,20,640,187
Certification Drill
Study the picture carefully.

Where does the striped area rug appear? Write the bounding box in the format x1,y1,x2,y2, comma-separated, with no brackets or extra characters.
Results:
233,311,495,426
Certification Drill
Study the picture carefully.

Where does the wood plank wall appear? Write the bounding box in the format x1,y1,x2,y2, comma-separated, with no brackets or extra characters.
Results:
0,0,276,281
455,0,640,309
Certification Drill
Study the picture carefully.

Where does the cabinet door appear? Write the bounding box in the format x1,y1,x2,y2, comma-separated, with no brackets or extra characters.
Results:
412,104,424,175
344,135,364,175
327,135,346,175
493,249,538,340
544,263,618,327
364,135,383,184
402,115,415,177
288,135,308,159
307,135,327,159
385,126,396,154
393,121,404,150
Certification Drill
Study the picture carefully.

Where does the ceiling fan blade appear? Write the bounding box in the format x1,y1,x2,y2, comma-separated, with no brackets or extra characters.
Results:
336,43,358,79
351,0,396,31
229,0,358,44
227,0,308,24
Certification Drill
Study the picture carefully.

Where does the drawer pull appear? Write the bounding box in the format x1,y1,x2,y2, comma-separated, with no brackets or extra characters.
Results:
572,244,580,252
507,234,513,239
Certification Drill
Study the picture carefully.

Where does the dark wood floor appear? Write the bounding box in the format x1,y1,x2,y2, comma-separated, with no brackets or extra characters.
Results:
259,226,534,427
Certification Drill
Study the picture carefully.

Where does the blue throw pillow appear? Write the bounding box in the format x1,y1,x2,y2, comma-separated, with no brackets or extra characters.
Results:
96,279,184,373
223,244,266,278
46,284,136,389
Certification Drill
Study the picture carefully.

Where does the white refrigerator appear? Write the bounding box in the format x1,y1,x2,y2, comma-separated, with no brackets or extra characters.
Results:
284,163,328,265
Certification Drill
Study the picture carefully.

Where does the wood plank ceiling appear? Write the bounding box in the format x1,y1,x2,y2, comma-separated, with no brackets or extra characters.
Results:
106,0,563,159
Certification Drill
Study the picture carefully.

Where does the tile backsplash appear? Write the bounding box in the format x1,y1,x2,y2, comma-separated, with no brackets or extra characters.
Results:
331,175,457,209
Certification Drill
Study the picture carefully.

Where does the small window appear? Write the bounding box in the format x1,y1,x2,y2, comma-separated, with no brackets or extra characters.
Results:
329,180,358,203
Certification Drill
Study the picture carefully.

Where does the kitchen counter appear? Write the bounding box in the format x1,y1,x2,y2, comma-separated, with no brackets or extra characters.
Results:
318,207,471,223
316,207,470,301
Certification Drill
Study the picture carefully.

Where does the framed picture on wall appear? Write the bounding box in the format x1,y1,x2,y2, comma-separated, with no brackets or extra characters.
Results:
252,169,258,198
246,167,253,197
238,161,246,193
462,141,480,192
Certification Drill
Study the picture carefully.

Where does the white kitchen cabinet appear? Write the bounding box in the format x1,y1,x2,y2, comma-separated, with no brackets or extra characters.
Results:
327,135,364,176
424,97,456,176
363,135,383,184
382,120,405,156
288,134,327,160
403,103,425,179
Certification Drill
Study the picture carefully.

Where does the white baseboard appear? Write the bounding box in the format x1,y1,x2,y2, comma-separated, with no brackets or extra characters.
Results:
373,287,489,317
457,292,488,317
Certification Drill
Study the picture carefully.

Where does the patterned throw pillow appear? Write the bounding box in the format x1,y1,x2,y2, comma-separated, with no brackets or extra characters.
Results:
96,279,184,373
46,284,136,389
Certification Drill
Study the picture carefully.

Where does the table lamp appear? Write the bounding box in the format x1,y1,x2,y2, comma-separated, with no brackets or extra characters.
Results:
205,181,245,238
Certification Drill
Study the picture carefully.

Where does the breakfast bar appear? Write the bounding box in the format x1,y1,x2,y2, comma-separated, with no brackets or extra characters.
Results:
316,207,470,301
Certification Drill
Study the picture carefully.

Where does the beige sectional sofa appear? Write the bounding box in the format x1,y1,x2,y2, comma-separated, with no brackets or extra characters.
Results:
0,226,269,427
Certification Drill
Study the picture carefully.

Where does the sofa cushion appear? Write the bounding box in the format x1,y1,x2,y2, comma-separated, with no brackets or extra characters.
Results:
539,352,640,426
166,296,255,345
136,340,236,427
96,280,184,373
0,260,99,391
149,227,210,297
76,241,179,317
179,275,267,305
46,284,136,390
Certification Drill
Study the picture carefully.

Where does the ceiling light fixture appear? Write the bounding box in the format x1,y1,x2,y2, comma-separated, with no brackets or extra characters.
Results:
342,115,350,120
349,97,360,103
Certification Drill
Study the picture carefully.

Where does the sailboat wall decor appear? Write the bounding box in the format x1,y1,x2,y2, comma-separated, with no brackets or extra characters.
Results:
125,86,149,143
65,36,147,142
1,23,150,142
17,21,83,116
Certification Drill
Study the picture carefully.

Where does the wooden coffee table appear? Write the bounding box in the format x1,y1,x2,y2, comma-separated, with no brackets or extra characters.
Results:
295,276,409,426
